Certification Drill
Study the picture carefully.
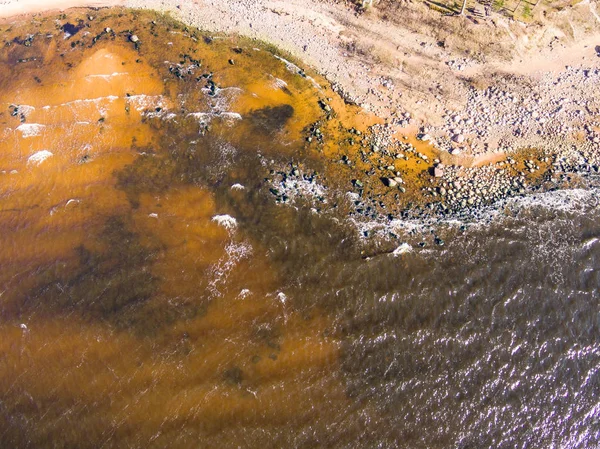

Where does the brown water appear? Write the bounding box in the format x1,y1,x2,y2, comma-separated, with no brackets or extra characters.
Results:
0,8,599,449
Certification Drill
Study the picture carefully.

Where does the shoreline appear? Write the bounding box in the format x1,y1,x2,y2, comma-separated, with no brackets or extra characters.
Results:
2,1,600,223
3,0,600,144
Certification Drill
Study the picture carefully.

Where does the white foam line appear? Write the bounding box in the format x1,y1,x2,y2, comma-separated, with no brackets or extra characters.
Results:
272,77,289,90
187,111,242,126
16,123,45,137
14,105,35,117
348,185,600,240
207,240,252,298
212,214,238,231
270,174,328,205
27,150,53,165
392,243,412,256
273,55,321,89
39,96,119,110
127,94,168,112
85,72,129,79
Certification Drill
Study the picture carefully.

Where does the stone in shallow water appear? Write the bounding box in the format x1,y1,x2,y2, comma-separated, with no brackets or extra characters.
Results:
383,177,398,187
247,104,294,134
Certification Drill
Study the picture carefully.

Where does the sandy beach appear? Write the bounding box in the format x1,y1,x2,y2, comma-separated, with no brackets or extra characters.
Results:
0,0,123,18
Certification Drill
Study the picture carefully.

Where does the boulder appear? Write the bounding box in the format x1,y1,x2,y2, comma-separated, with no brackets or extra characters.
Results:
383,177,398,187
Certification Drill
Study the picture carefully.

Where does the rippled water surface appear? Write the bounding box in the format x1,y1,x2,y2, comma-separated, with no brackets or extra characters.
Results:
0,8,598,449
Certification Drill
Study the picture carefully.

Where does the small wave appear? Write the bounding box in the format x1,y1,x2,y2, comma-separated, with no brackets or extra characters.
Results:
271,77,288,90
27,150,53,165
276,292,289,322
16,123,45,138
187,112,210,123
270,172,327,205
392,243,412,256
39,96,118,117
348,185,600,241
13,105,35,117
582,237,599,250
273,55,321,89
128,94,168,112
187,111,242,126
144,110,176,120
212,214,238,231
220,112,242,120
231,184,245,190
277,292,287,305
85,72,129,79
238,289,251,299
200,86,243,112
207,240,252,298
58,95,119,107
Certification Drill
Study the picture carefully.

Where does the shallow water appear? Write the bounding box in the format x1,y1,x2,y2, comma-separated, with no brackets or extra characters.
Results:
0,8,598,449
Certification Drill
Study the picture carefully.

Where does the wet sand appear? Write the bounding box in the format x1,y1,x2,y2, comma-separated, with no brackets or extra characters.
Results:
0,9,375,447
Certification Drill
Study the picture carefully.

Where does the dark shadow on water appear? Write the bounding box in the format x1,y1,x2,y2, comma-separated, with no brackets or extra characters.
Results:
247,104,294,134
22,217,158,328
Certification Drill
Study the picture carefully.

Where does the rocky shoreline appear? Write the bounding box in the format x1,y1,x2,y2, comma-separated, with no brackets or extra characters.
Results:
3,0,600,237
115,0,600,229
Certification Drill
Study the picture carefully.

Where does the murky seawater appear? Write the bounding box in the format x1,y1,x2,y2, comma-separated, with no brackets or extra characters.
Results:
0,8,598,449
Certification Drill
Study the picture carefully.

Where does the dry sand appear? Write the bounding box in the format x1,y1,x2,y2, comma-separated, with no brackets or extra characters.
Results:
0,0,123,18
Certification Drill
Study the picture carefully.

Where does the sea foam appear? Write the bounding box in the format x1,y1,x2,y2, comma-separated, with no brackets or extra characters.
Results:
17,123,45,138
27,150,53,165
